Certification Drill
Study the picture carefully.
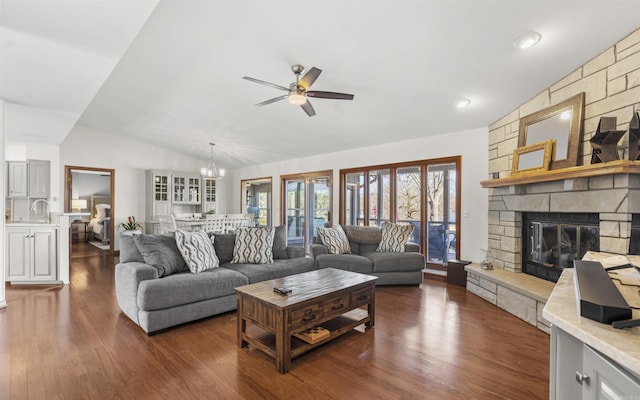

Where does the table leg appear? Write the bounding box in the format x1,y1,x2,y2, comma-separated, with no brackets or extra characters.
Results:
366,287,375,328
275,310,291,373
237,296,248,348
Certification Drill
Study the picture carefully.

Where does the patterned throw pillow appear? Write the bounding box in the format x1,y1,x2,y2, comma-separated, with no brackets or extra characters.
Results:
232,227,275,264
317,225,351,254
174,229,220,274
376,222,414,252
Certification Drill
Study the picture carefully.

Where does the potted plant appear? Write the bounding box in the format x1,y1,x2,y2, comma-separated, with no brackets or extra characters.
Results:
119,216,143,236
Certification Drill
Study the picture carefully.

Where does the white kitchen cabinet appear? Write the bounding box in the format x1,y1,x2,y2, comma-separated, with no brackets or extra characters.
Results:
5,226,58,282
7,161,28,198
28,160,50,198
7,159,50,199
202,177,216,213
550,326,640,399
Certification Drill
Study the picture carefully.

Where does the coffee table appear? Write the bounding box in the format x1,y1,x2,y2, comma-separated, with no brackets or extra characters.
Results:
235,268,378,373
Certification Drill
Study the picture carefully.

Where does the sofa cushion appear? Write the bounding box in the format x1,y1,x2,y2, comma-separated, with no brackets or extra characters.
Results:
363,251,425,273
133,234,187,277
232,227,275,264
317,225,351,254
222,258,315,283
119,234,145,263
342,225,381,244
137,268,248,311
175,229,219,274
211,233,235,264
315,254,374,274
377,222,414,252
272,225,288,260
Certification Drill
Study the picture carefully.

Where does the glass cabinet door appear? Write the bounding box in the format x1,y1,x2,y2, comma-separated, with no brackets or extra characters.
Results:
154,174,169,201
173,177,186,202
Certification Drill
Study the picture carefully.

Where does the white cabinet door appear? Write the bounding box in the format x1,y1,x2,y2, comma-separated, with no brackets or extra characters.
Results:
31,228,57,281
6,227,30,280
5,226,57,282
28,160,50,198
8,162,28,198
583,344,640,399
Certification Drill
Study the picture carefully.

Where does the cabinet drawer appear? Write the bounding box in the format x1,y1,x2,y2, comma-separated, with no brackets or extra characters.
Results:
323,294,349,316
350,287,374,307
291,303,323,330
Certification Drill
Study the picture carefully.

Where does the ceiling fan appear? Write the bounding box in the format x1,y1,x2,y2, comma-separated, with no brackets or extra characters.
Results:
243,64,354,117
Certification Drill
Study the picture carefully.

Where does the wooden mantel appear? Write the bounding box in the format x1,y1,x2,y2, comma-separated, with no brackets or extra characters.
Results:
481,160,640,188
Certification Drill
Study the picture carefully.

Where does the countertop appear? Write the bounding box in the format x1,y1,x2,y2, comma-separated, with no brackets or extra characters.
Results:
543,269,640,376
6,222,59,227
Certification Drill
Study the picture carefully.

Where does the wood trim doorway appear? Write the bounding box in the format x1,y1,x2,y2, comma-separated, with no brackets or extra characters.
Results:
64,165,115,254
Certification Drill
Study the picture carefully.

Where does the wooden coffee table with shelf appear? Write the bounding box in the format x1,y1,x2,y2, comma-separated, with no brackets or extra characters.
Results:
235,268,377,373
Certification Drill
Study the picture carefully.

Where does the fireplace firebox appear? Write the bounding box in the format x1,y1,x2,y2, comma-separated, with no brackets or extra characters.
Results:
522,213,600,282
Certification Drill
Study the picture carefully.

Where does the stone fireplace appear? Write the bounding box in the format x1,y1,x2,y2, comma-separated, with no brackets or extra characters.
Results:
486,168,640,277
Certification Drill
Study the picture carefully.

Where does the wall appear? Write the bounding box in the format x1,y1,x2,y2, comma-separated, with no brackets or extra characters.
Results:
1,100,6,308
225,127,489,263
71,171,111,199
487,28,640,272
60,124,204,249
489,28,640,178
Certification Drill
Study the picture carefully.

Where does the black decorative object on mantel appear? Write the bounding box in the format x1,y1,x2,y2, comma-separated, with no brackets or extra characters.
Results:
627,112,640,161
590,116,625,163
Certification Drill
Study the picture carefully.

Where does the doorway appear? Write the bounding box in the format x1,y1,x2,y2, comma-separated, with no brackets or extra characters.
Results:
64,166,115,255
282,170,332,252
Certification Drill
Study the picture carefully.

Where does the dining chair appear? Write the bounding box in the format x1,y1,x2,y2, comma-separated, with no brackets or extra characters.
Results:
158,214,177,235
202,214,226,234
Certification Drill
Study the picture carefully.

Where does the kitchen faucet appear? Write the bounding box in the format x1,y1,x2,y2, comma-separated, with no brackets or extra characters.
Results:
31,199,50,222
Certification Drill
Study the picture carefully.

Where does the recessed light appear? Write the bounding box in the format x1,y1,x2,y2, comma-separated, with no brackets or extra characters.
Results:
456,98,471,109
513,31,542,49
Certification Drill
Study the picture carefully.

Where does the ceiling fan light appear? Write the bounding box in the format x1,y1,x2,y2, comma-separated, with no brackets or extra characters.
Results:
513,31,542,49
288,93,307,105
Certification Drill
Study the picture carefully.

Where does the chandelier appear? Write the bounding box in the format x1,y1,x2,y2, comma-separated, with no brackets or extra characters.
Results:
200,142,225,179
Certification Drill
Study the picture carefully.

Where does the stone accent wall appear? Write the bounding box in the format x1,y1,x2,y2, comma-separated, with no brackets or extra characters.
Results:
487,28,640,273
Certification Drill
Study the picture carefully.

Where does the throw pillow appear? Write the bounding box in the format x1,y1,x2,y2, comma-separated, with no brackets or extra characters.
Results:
232,227,275,264
272,225,288,260
133,234,188,277
317,225,351,254
175,229,220,274
377,222,414,252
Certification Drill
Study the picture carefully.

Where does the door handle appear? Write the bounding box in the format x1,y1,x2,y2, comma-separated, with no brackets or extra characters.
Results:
575,371,590,385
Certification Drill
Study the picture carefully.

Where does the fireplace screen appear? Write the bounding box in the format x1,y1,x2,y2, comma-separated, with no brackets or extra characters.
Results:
523,213,599,282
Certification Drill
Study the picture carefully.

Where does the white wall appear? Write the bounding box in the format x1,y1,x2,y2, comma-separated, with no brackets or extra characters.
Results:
225,127,489,263
72,171,111,199
1,100,6,308
60,124,204,249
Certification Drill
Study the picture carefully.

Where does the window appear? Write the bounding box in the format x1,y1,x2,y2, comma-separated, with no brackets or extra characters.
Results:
340,157,460,266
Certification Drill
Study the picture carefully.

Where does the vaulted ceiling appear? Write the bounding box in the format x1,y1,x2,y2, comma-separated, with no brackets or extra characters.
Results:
2,1,639,169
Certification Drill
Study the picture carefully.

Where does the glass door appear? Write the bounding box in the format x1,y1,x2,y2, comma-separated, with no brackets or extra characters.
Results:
283,171,332,252
426,162,458,265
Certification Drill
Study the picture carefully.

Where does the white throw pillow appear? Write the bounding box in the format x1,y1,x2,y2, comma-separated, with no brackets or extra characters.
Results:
376,222,414,252
232,227,275,264
317,225,351,254
174,229,220,273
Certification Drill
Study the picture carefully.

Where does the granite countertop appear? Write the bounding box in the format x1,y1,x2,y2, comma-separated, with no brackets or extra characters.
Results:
543,269,640,376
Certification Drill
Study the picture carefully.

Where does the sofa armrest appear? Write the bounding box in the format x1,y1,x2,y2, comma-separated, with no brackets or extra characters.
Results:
286,246,306,259
310,243,329,259
405,242,420,253
115,262,159,324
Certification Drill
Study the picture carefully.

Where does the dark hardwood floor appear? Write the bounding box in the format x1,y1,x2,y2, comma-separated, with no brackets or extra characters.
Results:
1,248,550,399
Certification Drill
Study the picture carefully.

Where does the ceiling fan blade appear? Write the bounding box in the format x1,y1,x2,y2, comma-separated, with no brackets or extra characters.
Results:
243,76,290,92
301,100,316,117
255,95,288,106
299,67,322,89
306,91,354,100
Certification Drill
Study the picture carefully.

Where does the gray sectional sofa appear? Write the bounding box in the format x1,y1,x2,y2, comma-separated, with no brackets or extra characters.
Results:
115,227,314,334
115,225,425,334
311,225,425,285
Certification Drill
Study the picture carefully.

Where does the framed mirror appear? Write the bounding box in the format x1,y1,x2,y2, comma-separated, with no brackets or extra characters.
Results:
518,92,584,170
512,139,555,175
240,177,272,227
